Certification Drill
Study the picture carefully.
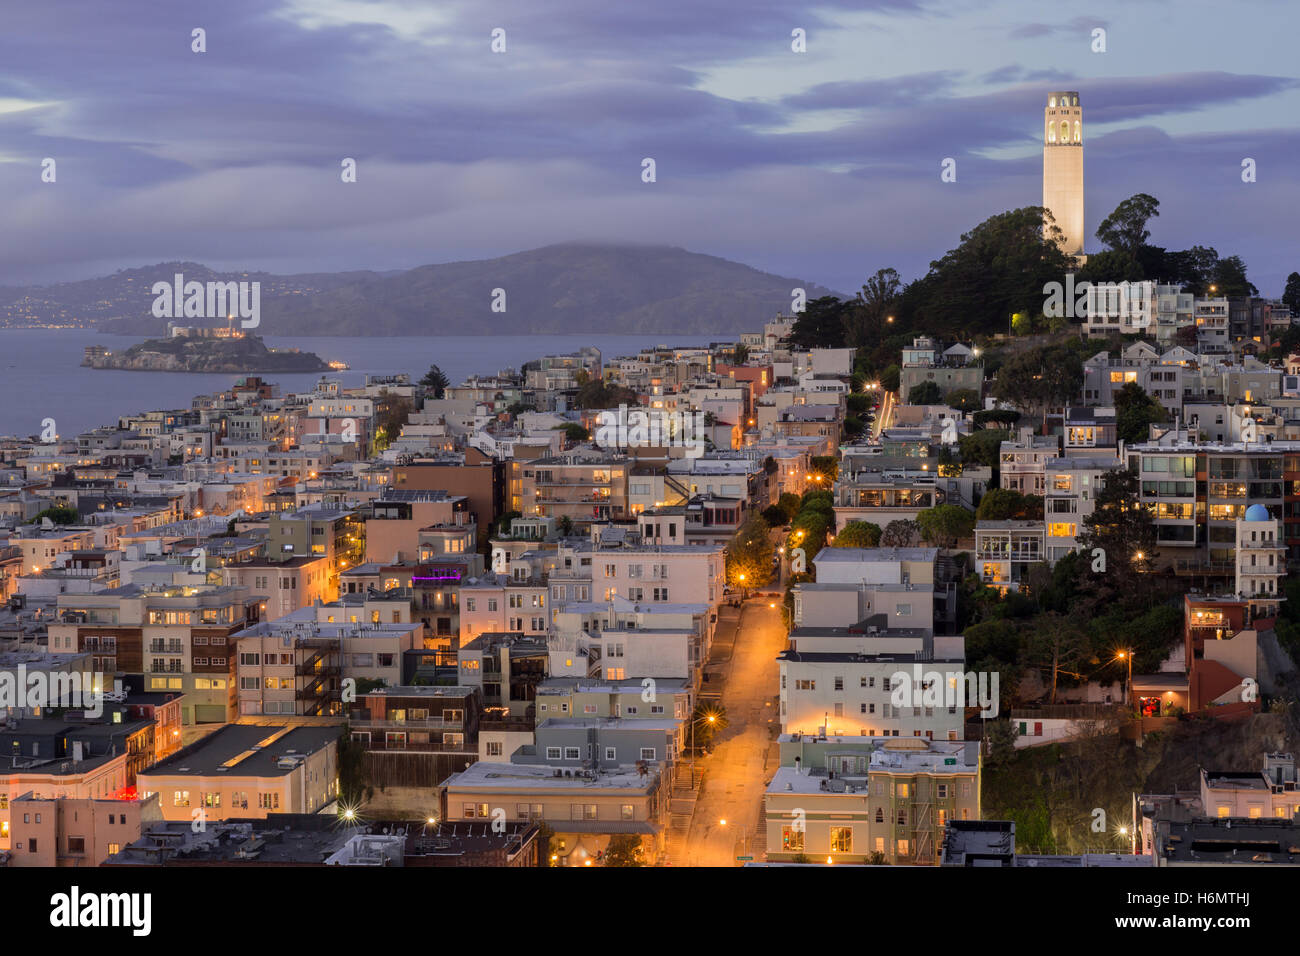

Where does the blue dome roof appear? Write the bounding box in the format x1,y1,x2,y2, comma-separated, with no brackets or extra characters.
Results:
1244,504,1270,521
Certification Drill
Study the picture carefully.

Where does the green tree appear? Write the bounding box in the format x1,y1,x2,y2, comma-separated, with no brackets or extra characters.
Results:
907,381,943,405
833,521,882,548
374,394,413,453
733,342,751,365
602,833,645,867
1284,272,1300,317
574,380,639,410
916,504,975,548
1096,193,1160,257
495,510,522,536
1029,612,1091,703
946,388,981,413
553,422,590,443
726,512,774,590
958,428,1010,468
1211,254,1257,297
880,519,921,548
991,345,1083,431
419,364,450,399
1077,469,1157,607
899,206,1074,337
777,493,802,522
30,506,79,525
790,296,851,349
972,409,1019,428
976,489,1043,521
1114,382,1167,445
690,702,729,753
846,268,903,347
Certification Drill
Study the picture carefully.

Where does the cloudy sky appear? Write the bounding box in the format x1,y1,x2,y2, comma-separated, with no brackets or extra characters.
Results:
1,0,1296,296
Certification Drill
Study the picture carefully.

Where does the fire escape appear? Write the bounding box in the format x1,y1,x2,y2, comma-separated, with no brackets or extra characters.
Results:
912,785,935,864
296,637,342,716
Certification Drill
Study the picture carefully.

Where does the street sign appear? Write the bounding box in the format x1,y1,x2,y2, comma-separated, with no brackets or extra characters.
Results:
736,855,753,861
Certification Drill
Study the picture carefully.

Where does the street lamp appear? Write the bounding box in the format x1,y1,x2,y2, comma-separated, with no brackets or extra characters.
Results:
1116,650,1133,708
689,712,718,788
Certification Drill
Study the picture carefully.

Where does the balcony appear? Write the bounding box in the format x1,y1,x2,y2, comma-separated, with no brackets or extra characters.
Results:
148,643,184,654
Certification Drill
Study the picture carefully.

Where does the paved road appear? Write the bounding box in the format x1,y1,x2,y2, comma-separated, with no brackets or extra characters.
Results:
682,597,787,866
871,388,895,439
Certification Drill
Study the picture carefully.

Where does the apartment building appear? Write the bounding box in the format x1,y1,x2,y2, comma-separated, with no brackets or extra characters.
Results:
1127,435,1300,566
456,633,550,717
222,554,334,620
4,791,161,867
266,505,366,594
778,616,965,739
365,490,469,564
533,676,692,726
796,547,951,633
47,583,261,723
137,724,339,822
234,606,423,717
513,452,631,530
1000,430,1060,495
0,712,155,821
764,736,981,865
348,685,481,791
1043,455,1119,562
1201,753,1300,820
552,599,714,682
438,759,666,866
459,570,550,645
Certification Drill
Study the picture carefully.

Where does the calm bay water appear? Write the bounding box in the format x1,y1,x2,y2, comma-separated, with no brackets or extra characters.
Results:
0,329,720,438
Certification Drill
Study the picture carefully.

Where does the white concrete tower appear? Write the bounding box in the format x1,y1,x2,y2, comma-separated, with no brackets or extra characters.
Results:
1235,504,1285,620
1042,91,1084,258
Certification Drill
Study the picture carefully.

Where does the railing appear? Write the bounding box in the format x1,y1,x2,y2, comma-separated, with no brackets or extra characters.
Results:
349,717,464,731
295,662,341,677
1174,558,1236,574
361,738,476,753
974,550,1042,561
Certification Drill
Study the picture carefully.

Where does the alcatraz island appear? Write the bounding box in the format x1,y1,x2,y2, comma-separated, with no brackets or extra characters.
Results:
82,325,332,373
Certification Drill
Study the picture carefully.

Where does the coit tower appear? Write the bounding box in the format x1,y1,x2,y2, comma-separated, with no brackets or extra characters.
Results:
1042,91,1084,258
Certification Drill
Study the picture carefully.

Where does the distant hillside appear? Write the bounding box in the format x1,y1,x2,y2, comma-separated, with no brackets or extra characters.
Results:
1,244,837,336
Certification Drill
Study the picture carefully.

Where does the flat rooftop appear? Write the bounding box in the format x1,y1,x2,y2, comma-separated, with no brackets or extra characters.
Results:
140,724,339,778
443,760,659,792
